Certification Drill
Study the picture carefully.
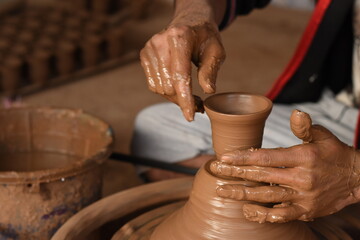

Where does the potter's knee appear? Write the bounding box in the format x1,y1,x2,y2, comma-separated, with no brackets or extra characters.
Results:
131,103,175,148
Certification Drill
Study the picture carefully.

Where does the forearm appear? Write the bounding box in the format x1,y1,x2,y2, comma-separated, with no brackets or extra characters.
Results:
172,0,226,26
352,148,360,200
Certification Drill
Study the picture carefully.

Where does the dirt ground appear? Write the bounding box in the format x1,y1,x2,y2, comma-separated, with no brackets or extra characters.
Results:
24,1,311,194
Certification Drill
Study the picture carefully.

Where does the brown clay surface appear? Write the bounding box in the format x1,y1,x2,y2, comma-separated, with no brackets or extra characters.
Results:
151,161,317,240
204,93,272,158
151,93,316,239
51,177,193,240
112,201,185,240
0,152,82,171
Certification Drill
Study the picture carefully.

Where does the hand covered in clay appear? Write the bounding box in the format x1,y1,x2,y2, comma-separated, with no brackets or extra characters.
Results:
210,109,360,223
140,0,226,121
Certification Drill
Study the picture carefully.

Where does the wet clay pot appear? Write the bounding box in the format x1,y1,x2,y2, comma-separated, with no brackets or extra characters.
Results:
151,92,318,240
0,107,112,240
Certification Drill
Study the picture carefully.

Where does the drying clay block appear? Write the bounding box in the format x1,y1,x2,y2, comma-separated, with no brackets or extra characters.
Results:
81,34,102,67
18,31,35,43
78,10,90,20
43,24,62,37
25,19,42,30
92,0,110,14
56,41,76,75
64,30,82,43
66,17,83,29
12,44,28,57
28,49,51,85
24,8,42,19
0,39,11,51
2,25,17,37
1,56,22,97
85,21,104,34
3,16,21,25
107,28,124,59
47,11,64,23
74,0,88,9
36,37,55,51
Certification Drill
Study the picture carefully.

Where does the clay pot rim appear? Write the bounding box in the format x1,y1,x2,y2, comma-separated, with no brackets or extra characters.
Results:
204,92,272,118
0,106,113,184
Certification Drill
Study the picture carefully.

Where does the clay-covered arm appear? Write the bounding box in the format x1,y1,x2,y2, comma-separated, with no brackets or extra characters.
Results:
211,110,360,223
140,0,270,121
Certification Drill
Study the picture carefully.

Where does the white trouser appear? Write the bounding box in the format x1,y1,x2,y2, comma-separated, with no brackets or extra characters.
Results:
131,90,358,163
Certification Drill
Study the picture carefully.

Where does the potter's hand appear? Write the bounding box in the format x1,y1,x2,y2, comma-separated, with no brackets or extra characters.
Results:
140,0,226,121
211,109,360,223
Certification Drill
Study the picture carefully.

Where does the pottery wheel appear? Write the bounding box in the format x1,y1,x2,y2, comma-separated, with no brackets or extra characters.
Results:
52,177,360,240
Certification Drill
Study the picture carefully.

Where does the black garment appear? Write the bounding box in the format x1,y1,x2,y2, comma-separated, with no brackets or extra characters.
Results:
235,0,271,15
275,0,355,103
220,0,355,103
219,0,271,29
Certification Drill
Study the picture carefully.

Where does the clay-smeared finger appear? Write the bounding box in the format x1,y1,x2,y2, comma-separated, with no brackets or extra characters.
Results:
216,185,295,202
210,161,297,185
243,203,306,223
150,40,175,96
164,95,204,114
159,60,175,95
140,49,157,92
143,47,165,95
164,95,178,105
169,35,195,121
220,148,300,168
197,38,225,93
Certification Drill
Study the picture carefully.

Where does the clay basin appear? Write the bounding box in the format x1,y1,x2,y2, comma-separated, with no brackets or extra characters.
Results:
0,107,112,240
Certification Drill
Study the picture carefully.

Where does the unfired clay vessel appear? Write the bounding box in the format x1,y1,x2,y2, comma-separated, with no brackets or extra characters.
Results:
151,92,318,240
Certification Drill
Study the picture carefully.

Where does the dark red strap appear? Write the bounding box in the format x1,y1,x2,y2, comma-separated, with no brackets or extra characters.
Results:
266,0,332,100
355,111,360,148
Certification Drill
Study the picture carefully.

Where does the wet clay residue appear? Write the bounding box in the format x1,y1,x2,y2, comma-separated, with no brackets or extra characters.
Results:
0,152,82,172
0,107,112,240
150,93,318,240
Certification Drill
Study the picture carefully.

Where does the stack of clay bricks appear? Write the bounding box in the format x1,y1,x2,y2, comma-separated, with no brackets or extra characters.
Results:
64,0,151,18
0,4,125,98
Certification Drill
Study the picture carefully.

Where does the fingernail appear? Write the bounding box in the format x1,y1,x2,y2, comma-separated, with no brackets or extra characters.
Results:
206,82,216,93
220,153,233,163
183,109,194,122
216,185,233,198
209,160,221,174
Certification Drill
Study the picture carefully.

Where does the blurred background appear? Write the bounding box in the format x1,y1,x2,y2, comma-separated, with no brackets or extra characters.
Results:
0,0,313,194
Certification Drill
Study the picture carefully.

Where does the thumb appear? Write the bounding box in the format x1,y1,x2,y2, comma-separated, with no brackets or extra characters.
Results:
290,109,334,143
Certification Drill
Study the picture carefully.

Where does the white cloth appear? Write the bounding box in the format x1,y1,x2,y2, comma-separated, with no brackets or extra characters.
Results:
131,90,358,164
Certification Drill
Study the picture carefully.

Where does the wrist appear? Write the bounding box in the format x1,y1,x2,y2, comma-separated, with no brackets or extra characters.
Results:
171,0,226,27
350,148,360,201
